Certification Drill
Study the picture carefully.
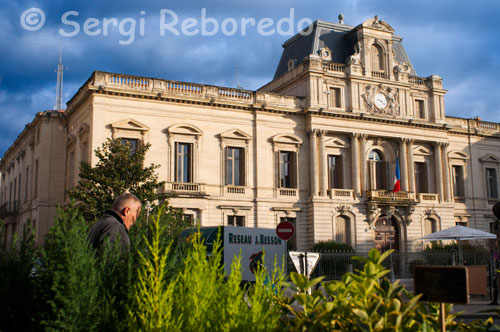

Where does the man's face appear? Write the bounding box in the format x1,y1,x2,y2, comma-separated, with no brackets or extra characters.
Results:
123,202,141,230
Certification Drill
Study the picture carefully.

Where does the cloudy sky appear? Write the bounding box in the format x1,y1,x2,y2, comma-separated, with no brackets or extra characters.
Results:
0,0,499,156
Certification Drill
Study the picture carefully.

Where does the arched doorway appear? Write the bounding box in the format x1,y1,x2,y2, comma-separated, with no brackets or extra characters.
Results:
374,215,400,251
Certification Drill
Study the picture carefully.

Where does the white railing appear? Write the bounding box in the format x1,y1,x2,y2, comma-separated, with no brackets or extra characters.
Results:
226,186,245,194
371,71,388,79
419,193,439,202
408,75,426,86
165,81,203,94
328,189,354,200
367,190,416,201
165,182,204,192
218,88,252,100
322,62,346,73
279,189,297,197
109,74,151,89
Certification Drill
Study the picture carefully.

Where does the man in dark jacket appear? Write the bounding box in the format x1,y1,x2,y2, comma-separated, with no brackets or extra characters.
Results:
88,193,142,253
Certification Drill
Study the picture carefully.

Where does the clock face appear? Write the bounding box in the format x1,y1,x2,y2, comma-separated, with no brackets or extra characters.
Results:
374,93,387,109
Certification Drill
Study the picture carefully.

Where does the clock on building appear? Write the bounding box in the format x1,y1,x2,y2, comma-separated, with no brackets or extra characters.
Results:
374,93,387,109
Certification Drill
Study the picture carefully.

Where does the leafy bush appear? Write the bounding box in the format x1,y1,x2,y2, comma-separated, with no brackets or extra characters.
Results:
277,249,486,331
0,222,43,332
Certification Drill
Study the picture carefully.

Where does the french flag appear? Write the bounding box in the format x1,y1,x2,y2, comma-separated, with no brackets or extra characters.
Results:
393,157,401,193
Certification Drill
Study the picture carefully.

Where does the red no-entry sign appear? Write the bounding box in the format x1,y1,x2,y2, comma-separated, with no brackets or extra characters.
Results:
276,221,295,241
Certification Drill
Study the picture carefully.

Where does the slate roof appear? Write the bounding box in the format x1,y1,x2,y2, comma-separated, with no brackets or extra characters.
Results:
273,20,417,79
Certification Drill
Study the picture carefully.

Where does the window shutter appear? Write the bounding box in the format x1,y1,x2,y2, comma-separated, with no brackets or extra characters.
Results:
292,152,297,188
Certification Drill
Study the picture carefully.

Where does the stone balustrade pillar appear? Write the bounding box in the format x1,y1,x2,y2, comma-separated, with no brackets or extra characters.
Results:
309,130,319,197
351,133,361,197
442,143,451,202
434,142,444,201
319,130,328,196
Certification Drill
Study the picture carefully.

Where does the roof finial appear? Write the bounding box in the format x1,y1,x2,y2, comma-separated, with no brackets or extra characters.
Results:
338,12,345,24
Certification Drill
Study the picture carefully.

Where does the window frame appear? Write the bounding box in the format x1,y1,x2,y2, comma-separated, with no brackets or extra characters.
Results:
174,142,193,183
452,164,465,198
228,215,245,227
279,150,297,189
225,146,245,186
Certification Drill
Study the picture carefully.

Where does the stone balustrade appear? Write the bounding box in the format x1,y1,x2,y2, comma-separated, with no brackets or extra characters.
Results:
322,62,346,73
328,189,354,200
367,190,417,202
418,193,439,203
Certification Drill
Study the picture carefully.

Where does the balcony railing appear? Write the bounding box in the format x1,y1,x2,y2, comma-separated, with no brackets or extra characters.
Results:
366,190,417,202
418,193,439,203
279,188,298,197
164,182,206,195
226,186,246,194
328,189,354,200
0,201,21,217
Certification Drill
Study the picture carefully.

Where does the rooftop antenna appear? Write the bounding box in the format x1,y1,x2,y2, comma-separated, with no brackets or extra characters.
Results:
54,41,65,110
236,65,242,89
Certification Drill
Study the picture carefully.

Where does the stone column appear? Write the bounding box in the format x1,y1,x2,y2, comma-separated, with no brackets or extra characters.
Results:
407,139,416,192
351,133,361,197
399,139,408,191
309,130,319,197
360,135,368,195
319,130,328,196
441,143,451,202
434,142,444,201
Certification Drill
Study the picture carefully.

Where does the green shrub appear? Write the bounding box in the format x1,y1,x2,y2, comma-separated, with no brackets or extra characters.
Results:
278,249,481,331
0,221,42,332
41,204,103,332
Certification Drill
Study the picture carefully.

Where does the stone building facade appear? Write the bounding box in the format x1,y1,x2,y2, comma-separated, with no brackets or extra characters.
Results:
2,16,500,251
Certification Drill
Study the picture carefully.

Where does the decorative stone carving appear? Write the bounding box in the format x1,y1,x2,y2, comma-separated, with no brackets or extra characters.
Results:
394,62,411,73
336,204,353,215
347,42,362,65
367,202,380,224
361,84,400,116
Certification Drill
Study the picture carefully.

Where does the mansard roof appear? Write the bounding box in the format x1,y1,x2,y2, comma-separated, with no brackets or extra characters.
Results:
273,19,416,79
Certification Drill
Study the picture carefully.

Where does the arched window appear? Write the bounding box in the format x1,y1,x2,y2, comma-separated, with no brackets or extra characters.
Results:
335,215,351,245
369,150,385,190
371,44,384,71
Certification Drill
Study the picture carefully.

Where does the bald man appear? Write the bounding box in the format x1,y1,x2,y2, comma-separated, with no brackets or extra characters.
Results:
88,193,142,253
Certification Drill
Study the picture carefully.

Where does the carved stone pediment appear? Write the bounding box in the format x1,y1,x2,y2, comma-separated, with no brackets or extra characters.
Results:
361,16,394,33
479,154,500,164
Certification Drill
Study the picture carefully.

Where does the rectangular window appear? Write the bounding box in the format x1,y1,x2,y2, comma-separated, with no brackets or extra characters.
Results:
279,151,296,188
175,143,192,183
416,100,425,119
120,138,139,156
81,141,89,163
415,162,428,194
25,167,29,201
281,217,297,250
486,168,499,199
228,215,245,227
13,177,17,203
452,165,465,197
329,87,341,108
18,174,21,202
183,214,194,225
226,147,245,186
328,155,343,189
68,151,75,188
34,160,39,197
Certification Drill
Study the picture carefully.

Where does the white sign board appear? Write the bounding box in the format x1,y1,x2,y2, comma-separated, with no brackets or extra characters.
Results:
289,251,320,277
223,226,287,282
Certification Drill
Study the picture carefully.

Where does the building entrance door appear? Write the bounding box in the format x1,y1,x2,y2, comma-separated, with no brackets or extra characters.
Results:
374,216,399,251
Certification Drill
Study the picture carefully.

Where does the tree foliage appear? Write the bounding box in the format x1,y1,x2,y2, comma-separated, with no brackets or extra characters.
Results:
68,138,165,223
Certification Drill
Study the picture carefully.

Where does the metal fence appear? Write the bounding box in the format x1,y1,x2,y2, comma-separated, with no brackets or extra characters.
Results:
288,250,492,280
